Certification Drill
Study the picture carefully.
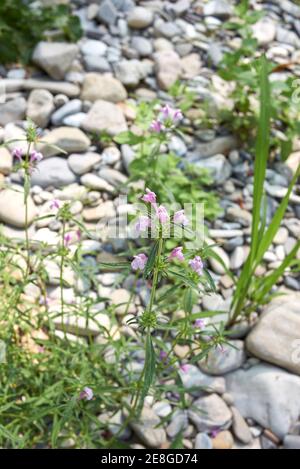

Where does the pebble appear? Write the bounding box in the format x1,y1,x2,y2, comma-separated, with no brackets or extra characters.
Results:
0,187,37,228
199,340,246,375
27,89,54,128
68,152,101,175
39,127,91,157
212,430,234,449
81,99,128,135
31,157,77,188
231,406,252,444
127,7,154,29
188,394,232,432
129,405,167,449
194,432,213,449
51,99,82,126
32,42,79,80
81,73,127,102
80,173,115,193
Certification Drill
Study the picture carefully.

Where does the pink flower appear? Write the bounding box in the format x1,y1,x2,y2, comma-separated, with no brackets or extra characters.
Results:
30,150,43,163
50,199,60,210
76,229,81,241
160,104,183,123
131,253,148,271
189,256,203,276
180,364,190,373
79,386,94,401
150,120,163,133
64,233,72,246
141,188,157,205
12,147,24,161
159,350,168,361
156,205,169,224
169,246,184,262
135,216,151,233
174,210,189,226
194,319,206,329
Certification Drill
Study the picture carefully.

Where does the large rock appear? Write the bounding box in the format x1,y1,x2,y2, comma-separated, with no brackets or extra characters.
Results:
38,127,91,157
31,157,76,188
178,364,226,394
188,394,232,432
81,73,127,102
199,340,246,375
2,78,80,97
27,89,54,128
0,97,26,126
32,42,79,79
246,294,300,375
0,187,37,228
226,364,300,438
81,100,128,136
154,50,182,90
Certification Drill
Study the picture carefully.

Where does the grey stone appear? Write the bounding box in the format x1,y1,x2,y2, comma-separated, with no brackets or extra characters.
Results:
63,113,87,127
188,394,232,432
154,50,182,91
127,7,153,29
0,97,26,126
32,42,79,80
1,78,80,97
194,154,232,185
203,0,233,18
79,39,107,56
276,26,300,48
199,340,246,375
80,173,115,193
190,136,238,160
179,364,226,394
81,73,127,102
246,294,300,375
38,127,90,157
81,100,128,136
97,0,118,25
131,36,153,56
284,435,300,449
27,89,54,128
130,405,167,448
231,406,252,444
83,55,111,73
0,148,13,175
31,157,76,188
226,364,300,439
0,187,37,228
194,433,213,449
51,99,82,126
68,152,101,175
114,59,151,87
166,410,188,438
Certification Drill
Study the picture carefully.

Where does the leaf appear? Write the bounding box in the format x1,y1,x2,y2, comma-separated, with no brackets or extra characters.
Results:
137,332,156,413
183,288,193,314
143,240,159,279
114,131,144,145
170,430,183,449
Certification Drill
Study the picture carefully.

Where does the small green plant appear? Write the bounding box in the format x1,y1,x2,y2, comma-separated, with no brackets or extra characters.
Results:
0,0,82,64
0,122,226,448
228,56,300,327
216,0,300,159
114,101,221,221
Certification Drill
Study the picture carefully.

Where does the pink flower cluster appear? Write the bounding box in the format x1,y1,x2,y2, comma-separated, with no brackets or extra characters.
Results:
150,104,183,133
131,189,204,275
13,147,43,164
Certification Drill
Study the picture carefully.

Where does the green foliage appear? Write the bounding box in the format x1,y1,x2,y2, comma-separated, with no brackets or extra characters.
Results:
114,101,221,221
0,0,82,64
217,0,300,159
228,56,300,326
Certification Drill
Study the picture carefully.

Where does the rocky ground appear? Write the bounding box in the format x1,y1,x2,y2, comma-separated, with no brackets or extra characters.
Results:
1,0,300,450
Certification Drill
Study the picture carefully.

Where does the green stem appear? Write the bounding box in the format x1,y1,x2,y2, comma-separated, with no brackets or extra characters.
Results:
148,233,163,315
60,221,66,335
